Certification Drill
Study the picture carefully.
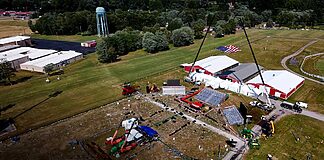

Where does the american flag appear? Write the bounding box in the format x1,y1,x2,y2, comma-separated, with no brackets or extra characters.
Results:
216,45,241,53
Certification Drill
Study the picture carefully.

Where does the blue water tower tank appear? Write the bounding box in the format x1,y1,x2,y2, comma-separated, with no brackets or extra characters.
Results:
96,7,109,37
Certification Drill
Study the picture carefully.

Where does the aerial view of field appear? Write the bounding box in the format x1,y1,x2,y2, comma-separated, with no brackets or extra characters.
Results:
1,1,324,160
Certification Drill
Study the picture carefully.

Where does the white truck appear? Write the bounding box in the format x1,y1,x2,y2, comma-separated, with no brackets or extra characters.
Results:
295,102,308,109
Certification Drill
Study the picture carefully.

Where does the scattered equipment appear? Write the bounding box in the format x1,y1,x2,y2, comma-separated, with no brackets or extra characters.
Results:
122,82,140,96
146,82,160,93
106,118,158,157
260,119,275,137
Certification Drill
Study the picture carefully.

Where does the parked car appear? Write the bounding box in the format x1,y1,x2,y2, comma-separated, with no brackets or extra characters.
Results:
249,101,260,107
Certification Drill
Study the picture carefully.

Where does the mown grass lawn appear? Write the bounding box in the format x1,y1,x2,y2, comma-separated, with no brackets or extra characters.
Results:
316,58,324,75
302,54,324,76
246,115,324,160
1,29,324,137
31,34,99,42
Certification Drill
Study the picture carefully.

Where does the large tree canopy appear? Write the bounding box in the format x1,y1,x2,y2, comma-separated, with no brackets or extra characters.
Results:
171,27,194,47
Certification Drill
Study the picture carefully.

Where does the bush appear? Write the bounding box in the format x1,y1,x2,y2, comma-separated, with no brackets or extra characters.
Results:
96,29,143,63
142,31,169,53
171,27,194,47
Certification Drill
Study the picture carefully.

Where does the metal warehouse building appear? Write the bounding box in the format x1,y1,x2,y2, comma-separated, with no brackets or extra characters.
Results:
20,50,83,73
247,70,305,99
181,56,239,76
219,63,264,83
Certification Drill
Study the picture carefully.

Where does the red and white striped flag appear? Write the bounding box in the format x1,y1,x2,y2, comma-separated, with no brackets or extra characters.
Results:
224,45,241,53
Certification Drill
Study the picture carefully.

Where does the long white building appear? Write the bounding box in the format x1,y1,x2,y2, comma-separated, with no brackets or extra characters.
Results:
0,47,58,70
0,36,31,47
20,50,83,73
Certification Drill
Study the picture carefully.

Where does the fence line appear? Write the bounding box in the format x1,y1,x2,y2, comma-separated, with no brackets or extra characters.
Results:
300,53,324,81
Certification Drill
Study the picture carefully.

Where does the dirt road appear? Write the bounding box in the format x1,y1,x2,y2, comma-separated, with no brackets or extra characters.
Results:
281,40,324,85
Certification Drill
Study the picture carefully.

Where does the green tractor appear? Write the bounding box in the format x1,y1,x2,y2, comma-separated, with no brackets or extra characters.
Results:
241,128,253,139
248,138,261,149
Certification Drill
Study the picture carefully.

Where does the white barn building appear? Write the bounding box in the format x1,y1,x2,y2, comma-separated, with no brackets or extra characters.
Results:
181,56,239,76
247,70,305,99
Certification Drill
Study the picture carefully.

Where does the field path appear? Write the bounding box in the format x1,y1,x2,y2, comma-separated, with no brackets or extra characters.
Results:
281,40,324,85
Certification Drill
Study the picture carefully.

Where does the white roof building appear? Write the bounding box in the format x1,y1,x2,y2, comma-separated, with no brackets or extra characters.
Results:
181,56,239,76
247,70,305,99
24,48,57,60
0,36,30,46
20,50,83,73
0,47,57,60
0,52,27,62
0,52,29,70
0,47,31,55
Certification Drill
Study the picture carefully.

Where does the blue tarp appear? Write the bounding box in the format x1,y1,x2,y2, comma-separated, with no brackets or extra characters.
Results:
139,126,158,138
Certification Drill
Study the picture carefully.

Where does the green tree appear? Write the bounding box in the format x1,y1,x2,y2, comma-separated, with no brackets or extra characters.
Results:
44,63,56,74
171,27,194,47
261,10,272,22
192,19,206,39
0,60,15,85
142,31,169,53
167,18,183,31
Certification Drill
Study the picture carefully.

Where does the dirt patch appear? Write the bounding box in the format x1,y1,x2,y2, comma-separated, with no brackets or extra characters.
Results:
0,93,232,160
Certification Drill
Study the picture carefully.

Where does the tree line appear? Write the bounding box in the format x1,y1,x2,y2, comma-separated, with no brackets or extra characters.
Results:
2,0,324,24
96,26,195,63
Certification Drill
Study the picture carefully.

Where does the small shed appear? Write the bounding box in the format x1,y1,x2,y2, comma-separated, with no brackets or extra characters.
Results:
162,79,185,95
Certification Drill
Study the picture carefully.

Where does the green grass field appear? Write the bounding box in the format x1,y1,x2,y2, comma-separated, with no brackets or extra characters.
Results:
316,58,324,75
246,115,324,160
302,55,324,76
31,34,99,42
1,29,324,137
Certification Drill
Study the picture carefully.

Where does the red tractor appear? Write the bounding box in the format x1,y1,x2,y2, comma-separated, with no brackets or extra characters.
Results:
122,82,140,96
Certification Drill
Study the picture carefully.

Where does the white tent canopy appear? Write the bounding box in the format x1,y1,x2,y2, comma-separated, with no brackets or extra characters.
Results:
188,72,262,98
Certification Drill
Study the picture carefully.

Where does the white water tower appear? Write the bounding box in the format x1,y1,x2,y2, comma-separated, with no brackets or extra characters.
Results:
96,7,109,37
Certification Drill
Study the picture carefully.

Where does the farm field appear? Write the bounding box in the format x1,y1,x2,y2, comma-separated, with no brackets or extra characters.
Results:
0,19,31,38
246,115,324,160
1,29,324,139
